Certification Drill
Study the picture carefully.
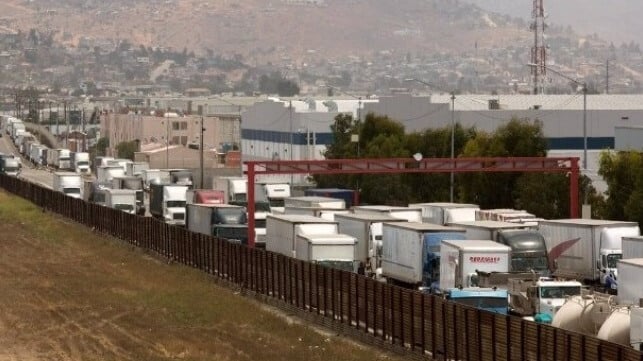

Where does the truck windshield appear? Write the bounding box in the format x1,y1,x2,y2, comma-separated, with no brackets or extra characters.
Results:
229,201,271,212
269,199,285,207
114,204,134,212
511,256,549,272
3,167,19,173
606,254,622,268
63,188,80,195
77,161,89,166
213,226,248,242
539,286,581,299
449,297,508,310
166,200,186,208
214,208,247,224
316,260,354,272
231,194,247,202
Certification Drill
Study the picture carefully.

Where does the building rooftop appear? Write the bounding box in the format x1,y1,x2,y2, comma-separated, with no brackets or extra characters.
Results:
430,94,643,111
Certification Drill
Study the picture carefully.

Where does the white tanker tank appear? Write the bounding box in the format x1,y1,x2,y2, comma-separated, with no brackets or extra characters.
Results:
597,308,631,346
552,295,613,335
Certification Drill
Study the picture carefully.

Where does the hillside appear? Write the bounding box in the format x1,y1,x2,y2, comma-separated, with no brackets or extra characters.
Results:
2,0,535,62
463,0,643,46
0,190,402,360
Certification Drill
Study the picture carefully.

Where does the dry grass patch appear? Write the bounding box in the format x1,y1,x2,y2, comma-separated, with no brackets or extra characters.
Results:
0,191,404,361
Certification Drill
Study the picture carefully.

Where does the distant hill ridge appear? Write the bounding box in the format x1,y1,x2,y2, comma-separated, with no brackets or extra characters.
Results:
4,0,542,61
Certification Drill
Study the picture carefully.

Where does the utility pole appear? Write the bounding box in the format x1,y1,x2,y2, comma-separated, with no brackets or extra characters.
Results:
531,0,547,94
63,100,69,145
200,116,205,188
606,59,610,94
288,100,293,185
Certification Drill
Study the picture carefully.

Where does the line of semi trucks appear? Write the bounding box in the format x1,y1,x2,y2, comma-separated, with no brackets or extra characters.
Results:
4,114,641,348
104,179,643,349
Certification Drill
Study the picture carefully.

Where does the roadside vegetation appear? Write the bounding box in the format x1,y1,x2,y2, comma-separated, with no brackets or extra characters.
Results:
0,191,402,361
316,113,607,219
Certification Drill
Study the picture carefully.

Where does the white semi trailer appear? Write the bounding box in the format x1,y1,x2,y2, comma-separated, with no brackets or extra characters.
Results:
539,219,640,285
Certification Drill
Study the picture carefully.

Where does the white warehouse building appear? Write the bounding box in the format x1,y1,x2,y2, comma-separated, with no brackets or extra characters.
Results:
241,93,643,188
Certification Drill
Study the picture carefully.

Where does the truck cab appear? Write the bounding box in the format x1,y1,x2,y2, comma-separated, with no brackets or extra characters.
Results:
259,183,291,213
105,189,137,214
498,229,550,275
597,226,636,283
0,157,21,177
509,277,582,322
72,152,91,174
229,201,270,246
150,184,188,226
165,194,187,226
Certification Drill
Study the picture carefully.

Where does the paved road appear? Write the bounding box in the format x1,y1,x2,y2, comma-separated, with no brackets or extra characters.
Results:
0,134,154,217
0,134,53,189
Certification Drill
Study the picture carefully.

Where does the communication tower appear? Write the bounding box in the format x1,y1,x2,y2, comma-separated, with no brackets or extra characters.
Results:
530,0,547,94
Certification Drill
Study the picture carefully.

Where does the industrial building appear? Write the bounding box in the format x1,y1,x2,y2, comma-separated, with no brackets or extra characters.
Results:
241,93,643,188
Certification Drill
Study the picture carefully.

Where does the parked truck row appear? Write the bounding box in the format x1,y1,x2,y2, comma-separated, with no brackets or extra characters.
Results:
1,114,92,175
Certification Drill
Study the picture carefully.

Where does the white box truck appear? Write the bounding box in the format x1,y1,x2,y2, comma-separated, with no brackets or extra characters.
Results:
409,202,479,225
617,258,643,306
126,161,149,177
141,169,171,190
70,152,91,174
56,148,71,170
104,189,138,214
285,196,346,209
335,212,406,276
381,222,467,289
295,233,357,271
10,122,25,140
52,172,82,199
186,203,248,242
352,205,422,222
623,236,643,259
448,220,549,274
631,307,643,351
212,176,247,203
96,165,126,184
149,183,188,226
284,206,350,221
265,214,338,258
30,144,47,166
539,219,640,285
256,182,291,213
439,240,511,290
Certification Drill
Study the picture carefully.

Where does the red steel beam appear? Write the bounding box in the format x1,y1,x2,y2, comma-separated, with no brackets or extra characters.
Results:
244,157,580,248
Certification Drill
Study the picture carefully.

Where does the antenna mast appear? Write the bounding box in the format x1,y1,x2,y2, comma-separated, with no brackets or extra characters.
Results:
531,0,547,94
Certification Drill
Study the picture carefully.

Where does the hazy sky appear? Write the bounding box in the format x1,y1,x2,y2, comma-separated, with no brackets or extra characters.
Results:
462,0,642,46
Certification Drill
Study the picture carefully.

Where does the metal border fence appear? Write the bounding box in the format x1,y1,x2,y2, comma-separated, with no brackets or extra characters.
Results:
2,174,641,361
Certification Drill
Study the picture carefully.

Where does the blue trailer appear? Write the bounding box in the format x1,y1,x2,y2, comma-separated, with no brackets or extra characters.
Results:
445,288,509,314
381,222,467,290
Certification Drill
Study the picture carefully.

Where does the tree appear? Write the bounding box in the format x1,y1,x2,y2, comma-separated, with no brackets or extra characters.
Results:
459,118,548,208
116,140,138,160
258,72,300,96
92,137,109,158
599,151,643,221
313,113,360,189
514,173,604,219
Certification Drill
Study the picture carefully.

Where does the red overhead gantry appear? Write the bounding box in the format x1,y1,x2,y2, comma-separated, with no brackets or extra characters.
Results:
244,157,580,248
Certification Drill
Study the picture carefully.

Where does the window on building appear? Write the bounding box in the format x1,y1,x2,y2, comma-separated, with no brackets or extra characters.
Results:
180,121,187,130
180,136,188,145
172,121,180,130
172,136,180,145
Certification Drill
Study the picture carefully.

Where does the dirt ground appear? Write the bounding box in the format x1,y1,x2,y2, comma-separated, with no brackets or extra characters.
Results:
0,191,403,361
